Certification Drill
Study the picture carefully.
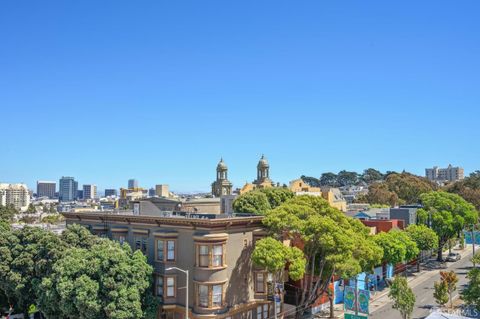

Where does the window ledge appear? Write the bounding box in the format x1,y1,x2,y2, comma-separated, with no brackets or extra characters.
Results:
194,265,228,271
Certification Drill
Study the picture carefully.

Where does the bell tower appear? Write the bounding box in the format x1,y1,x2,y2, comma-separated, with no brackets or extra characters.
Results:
211,158,233,197
254,154,273,187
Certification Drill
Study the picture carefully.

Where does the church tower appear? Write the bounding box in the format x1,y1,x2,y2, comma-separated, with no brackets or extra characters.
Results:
211,158,233,197
254,154,273,187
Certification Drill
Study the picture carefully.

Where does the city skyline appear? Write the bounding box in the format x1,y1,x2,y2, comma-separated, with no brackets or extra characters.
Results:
1,1,479,191
1,160,473,194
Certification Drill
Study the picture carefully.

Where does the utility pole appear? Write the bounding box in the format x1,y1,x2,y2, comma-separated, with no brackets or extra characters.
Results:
473,224,476,267
166,267,189,319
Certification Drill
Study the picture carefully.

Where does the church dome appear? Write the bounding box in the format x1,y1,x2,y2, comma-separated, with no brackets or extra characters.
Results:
217,158,228,170
257,154,269,168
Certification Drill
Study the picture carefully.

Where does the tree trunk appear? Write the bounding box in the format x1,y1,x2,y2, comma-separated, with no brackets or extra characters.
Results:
329,295,334,319
417,252,421,272
437,245,443,262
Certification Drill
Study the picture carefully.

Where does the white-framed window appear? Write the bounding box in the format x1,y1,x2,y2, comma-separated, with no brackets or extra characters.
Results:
156,239,176,262
166,277,175,297
198,284,209,307
196,283,225,308
255,272,265,293
199,245,209,267
196,243,225,268
157,239,164,261
212,245,223,267
167,240,175,261
157,276,164,300
212,285,222,307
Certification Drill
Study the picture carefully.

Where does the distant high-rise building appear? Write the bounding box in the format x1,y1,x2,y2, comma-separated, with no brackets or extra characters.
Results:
104,189,117,197
155,184,169,197
425,164,464,182
36,181,56,198
128,179,138,189
77,190,84,200
148,187,155,197
59,177,78,202
83,184,97,200
0,183,30,210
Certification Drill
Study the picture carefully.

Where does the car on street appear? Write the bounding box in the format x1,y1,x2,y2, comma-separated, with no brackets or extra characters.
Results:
445,252,461,262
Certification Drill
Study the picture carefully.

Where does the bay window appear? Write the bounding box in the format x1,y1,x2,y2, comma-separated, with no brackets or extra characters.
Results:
196,283,225,308
195,243,225,268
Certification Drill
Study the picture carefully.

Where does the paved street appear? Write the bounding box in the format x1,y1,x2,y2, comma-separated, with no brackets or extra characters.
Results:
370,250,474,319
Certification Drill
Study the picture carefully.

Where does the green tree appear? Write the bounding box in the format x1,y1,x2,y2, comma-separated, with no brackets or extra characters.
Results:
433,280,449,306
257,195,383,317
373,231,407,266
0,205,16,223
42,205,48,213
462,267,480,311
260,187,294,209
393,230,420,263
300,176,321,188
0,226,65,316
446,171,480,211
359,183,399,206
319,172,338,186
252,237,306,281
385,173,436,204
388,276,416,319
49,205,57,214
406,224,439,271
26,203,36,214
439,271,458,308
232,190,271,214
337,170,359,187
472,252,480,266
362,168,384,184
233,188,293,215
420,191,478,261
39,240,155,319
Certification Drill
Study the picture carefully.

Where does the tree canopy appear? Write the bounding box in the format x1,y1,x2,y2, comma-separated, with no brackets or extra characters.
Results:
405,224,439,251
419,191,478,261
0,204,17,223
0,224,156,318
39,241,154,319
253,195,383,316
359,173,436,206
232,187,294,215
446,171,480,211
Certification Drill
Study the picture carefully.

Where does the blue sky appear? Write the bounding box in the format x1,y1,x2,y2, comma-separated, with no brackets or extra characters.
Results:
1,1,479,192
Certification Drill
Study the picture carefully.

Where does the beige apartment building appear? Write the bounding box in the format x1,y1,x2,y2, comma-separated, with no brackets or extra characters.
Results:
62,210,272,319
0,183,30,211
425,164,464,183
289,179,347,212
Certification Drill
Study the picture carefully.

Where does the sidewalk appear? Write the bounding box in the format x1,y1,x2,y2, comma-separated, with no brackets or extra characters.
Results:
314,245,474,318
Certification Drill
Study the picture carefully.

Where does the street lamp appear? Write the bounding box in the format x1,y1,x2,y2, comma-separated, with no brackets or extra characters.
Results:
166,267,189,319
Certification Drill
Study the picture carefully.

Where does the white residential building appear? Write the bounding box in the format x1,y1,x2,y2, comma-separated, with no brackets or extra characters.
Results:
83,184,97,200
425,164,464,182
0,183,31,211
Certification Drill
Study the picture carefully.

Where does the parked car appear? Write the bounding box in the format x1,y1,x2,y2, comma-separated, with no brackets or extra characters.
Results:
446,252,461,262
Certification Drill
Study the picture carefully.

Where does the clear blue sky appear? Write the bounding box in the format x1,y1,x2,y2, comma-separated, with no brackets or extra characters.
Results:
1,1,479,192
